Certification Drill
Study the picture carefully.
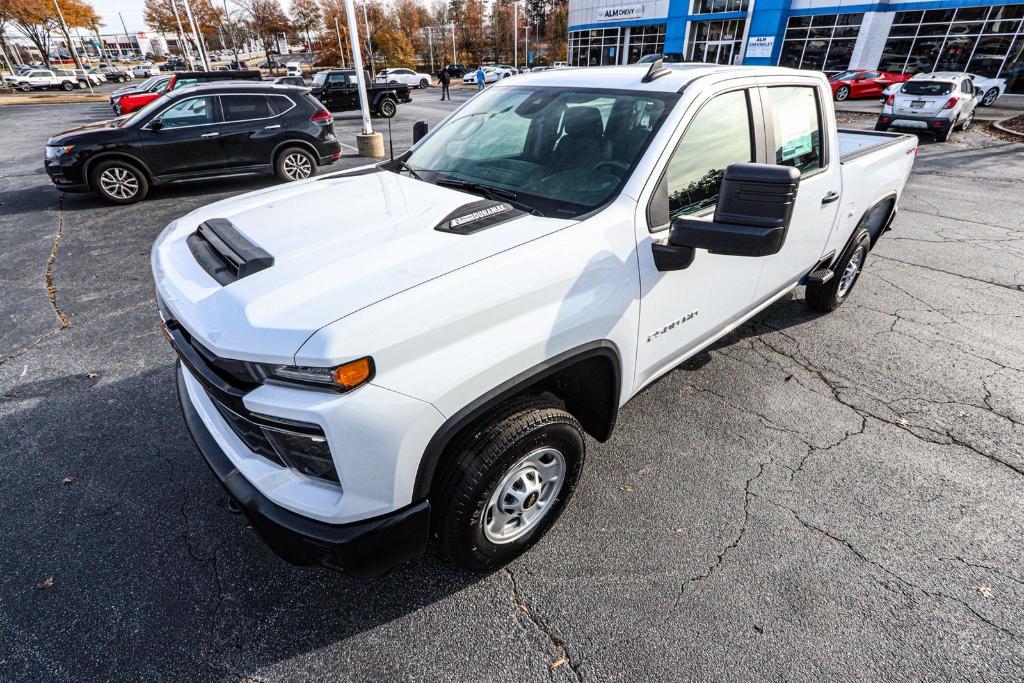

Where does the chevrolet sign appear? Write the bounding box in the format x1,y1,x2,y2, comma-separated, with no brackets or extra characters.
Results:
597,4,645,21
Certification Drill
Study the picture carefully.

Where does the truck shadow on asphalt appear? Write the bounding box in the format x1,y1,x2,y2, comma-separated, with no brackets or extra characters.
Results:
1,359,485,678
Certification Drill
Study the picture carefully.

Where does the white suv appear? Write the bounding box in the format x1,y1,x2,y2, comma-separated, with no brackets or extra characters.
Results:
876,73,978,142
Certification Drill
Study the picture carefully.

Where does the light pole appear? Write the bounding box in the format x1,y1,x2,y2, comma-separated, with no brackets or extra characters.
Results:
423,27,434,75
223,0,239,66
334,16,346,68
170,0,195,64
181,0,210,70
362,3,374,77
118,12,130,60
53,0,92,90
525,25,530,68
513,2,517,69
450,22,456,64
345,0,383,156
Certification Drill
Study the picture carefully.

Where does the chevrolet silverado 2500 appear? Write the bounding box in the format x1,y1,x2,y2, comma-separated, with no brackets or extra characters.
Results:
152,63,918,576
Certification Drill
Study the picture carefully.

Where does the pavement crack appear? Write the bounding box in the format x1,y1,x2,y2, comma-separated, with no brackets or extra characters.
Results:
763,497,1022,643
504,567,583,682
873,253,1024,293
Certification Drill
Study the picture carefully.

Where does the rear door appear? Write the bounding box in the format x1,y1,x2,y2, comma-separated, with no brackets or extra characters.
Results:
633,81,767,389
217,94,294,168
138,95,227,176
752,77,842,300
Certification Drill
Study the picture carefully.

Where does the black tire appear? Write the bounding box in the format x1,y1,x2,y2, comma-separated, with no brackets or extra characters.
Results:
981,87,999,106
274,146,317,182
116,76,125,83
76,80,86,89
874,120,888,132
419,78,429,89
434,395,585,572
19,82,31,92
377,97,397,118
937,121,954,142
806,228,870,312
89,159,149,204
835,85,849,101
62,80,74,91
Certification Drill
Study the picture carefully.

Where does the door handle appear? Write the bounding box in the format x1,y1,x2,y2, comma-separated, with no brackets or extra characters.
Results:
201,132,219,138
821,191,840,204
264,124,281,130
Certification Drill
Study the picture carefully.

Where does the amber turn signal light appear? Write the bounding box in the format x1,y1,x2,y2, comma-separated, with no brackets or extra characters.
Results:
331,357,374,390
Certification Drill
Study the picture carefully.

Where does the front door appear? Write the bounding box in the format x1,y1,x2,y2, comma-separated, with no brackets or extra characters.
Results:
752,79,842,300
138,95,226,177
633,84,767,389
324,72,358,111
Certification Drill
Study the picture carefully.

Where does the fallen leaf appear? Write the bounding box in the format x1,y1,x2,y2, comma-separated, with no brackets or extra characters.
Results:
86,372,99,380
36,576,55,591
784,374,793,382
549,658,568,671
959,411,968,417
978,584,993,599
518,604,530,615
621,484,634,492
61,477,73,485
898,417,909,425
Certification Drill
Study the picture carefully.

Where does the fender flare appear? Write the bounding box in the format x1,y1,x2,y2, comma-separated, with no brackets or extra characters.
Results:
857,191,898,249
412,340,622,500
83,151,154,187
271,138,321,165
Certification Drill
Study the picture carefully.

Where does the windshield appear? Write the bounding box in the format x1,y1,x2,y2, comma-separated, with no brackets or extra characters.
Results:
404,85,675,218
123,93,171,125
313,71,327,86
830,71,861,81
901,81,954,96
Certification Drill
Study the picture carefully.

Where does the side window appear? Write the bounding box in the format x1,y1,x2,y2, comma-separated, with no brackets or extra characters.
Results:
665,89,754,218
766,86,823,174
267,95,294,115
156,96,215,128
327,73,348,85
960,80,973,94
221,95,273,121
862,71,881,79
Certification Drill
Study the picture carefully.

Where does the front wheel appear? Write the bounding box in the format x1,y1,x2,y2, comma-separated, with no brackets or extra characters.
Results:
62,80,74,91
275,146,317,182
90,159,149,204
835,85,850,101
806,228,870,312
981,87,999,106
419,78,429,89
19,82,31,92
77,80,86,89
376,97,396,118
434,396,585,572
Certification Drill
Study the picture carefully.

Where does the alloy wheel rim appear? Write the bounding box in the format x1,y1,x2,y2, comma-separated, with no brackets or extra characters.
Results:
984,89,997,106
837,249,863,298
283,153,312,180
482,447,566,544
99,167,139,200
382,101,395,116
837,87,848,100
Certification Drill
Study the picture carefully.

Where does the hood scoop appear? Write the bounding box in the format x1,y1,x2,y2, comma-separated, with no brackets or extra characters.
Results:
187,218,274,286
434,199,525,235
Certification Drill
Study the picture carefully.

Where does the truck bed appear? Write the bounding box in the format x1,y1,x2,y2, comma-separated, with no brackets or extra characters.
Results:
838,128,916,163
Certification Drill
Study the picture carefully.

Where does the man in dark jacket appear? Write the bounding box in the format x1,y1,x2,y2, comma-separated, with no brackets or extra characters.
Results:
438,68,451,101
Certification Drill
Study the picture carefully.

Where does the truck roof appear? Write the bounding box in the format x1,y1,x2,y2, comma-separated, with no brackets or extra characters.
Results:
499,63,818,93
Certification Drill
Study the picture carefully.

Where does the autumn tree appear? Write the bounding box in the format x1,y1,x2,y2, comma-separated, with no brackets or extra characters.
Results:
317,0,351,66
237,0,291,72
289,0,320,51
8,0,99,68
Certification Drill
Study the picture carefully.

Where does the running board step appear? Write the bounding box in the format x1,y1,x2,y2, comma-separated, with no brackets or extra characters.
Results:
806,268,834,285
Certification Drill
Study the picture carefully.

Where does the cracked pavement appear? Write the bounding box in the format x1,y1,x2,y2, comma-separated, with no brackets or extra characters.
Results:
1,97,1023,681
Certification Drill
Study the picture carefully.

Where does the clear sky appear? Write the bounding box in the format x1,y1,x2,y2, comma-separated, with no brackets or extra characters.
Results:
90,0,149,35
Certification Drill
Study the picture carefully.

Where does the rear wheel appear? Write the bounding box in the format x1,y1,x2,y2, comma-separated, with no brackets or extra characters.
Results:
835,85,850,101
435,395,585,572
90,159,149,204
76,80,86,89
275,146,317,182
419,78,429,89
61,80,74,91
960,110,975,131
982,87,999,106
937,121,954,142
377,97,397,118
806,228,870,312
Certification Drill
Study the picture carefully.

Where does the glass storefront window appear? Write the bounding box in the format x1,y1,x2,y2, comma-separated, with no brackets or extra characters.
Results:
969,35,1015,73
569,24,666,67
879,39,914,72
936,35,978,70
778,13,863,71
894,11,923,24
823,39,855,71
694,0,748,14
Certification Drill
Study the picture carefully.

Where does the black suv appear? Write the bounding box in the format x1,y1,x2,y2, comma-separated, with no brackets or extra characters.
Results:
45,82,342,204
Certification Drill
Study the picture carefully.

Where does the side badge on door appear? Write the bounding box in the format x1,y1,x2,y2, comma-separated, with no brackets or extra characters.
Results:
647,310,699,342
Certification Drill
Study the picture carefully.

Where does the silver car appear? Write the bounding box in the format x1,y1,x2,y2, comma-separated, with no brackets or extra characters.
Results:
876,73,979,142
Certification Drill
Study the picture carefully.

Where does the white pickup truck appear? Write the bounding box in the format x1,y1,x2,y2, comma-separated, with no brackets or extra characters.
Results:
10,68,79,92
152,63,918,576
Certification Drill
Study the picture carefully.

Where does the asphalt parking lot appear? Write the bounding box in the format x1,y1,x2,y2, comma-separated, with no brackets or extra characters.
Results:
2,89,1023,681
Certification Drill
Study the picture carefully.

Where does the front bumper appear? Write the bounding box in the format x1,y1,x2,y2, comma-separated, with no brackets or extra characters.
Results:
177,362,431,577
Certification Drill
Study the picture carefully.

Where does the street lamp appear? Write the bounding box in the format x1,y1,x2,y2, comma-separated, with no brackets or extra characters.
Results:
345,0,383,156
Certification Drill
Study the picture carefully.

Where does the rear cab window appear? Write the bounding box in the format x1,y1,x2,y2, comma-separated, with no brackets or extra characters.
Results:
765,86,823,174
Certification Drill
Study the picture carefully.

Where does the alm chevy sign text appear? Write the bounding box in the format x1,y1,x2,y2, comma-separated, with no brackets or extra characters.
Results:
597,4,646,21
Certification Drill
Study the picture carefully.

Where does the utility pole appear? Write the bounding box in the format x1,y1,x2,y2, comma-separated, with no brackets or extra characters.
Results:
362,3,374,77
334,16,346,68
181,0,210,70
53,0,92,88
525,25,530,68
451,22,456,64
345,0,383,156
513,2,518,68
118,12,130,59
170,0,195,64
423,27,433,75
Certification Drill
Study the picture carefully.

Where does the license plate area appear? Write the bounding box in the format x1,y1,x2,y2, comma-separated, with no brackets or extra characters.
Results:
911,100,926,108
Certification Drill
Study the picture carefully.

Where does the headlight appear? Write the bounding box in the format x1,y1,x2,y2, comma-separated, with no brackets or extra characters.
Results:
46,145,74,159
254,357,374,393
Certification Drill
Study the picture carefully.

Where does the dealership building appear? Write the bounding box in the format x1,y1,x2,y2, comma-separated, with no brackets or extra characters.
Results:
567,0,1024,93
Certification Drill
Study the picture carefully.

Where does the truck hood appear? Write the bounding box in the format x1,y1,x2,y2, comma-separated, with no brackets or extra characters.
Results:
152,168,573,364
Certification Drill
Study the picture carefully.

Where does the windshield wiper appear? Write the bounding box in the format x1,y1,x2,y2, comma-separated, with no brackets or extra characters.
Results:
434,177,544,217
393,159,424,181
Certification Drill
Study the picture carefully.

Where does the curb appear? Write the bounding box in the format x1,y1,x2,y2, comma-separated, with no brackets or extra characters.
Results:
0,94,109,106
992,115,1024,139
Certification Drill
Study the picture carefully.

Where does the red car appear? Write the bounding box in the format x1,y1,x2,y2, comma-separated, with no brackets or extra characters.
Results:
115,70,263,115
829,69,911,102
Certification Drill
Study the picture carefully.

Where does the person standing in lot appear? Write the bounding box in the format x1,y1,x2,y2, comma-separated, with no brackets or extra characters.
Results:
438,68,450,100
475,66,485,91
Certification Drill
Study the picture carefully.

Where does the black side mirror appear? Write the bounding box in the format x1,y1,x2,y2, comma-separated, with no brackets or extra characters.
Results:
412,120,428,144
149,119,163,132
654,163,801,271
